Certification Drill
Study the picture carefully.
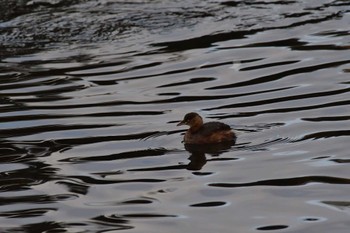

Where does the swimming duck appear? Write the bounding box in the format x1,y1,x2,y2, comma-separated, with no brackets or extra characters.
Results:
177,112,236,144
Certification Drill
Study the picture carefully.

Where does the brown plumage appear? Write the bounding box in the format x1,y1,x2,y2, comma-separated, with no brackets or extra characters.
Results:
177,112,236,144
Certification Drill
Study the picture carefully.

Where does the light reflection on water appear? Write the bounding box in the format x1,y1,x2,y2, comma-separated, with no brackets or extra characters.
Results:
0,0,349,232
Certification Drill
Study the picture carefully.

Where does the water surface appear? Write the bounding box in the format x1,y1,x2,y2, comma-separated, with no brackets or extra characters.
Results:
0,0,349,232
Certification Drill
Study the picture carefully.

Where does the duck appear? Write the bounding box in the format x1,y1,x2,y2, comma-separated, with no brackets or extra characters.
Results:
177,112,236,144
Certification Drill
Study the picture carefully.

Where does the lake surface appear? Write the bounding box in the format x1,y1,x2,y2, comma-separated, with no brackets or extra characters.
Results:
0,0,349,232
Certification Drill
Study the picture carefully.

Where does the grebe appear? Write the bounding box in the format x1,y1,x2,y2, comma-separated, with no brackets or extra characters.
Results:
177,112,236,144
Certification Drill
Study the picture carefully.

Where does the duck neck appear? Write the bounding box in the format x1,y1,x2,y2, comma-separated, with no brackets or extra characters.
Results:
189,118,203,133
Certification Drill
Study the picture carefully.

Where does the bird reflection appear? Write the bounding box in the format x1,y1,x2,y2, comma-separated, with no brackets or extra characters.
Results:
184,140,236,170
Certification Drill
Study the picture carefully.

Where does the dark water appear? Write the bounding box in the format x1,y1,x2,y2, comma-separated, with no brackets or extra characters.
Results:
0,0,349,232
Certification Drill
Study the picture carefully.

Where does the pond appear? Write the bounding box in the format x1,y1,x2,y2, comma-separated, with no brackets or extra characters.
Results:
0,0,349,232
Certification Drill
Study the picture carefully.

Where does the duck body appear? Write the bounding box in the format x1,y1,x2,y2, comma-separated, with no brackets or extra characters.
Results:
184,121,234,144
177,112,236,144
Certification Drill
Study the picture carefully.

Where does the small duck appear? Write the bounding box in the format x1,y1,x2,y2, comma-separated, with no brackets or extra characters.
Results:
177,112,236,144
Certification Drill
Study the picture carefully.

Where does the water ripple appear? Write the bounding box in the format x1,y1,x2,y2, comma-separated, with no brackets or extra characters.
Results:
209,176,350,188
0,0,349,232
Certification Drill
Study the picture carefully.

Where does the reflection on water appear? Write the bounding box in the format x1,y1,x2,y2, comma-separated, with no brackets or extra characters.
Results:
185,141,236,170
0,0,349,232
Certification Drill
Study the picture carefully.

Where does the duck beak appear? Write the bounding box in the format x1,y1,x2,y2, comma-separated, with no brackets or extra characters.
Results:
177,121,185,126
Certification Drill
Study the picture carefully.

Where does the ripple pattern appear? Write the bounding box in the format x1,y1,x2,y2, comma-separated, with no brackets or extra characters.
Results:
0,0,349,232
